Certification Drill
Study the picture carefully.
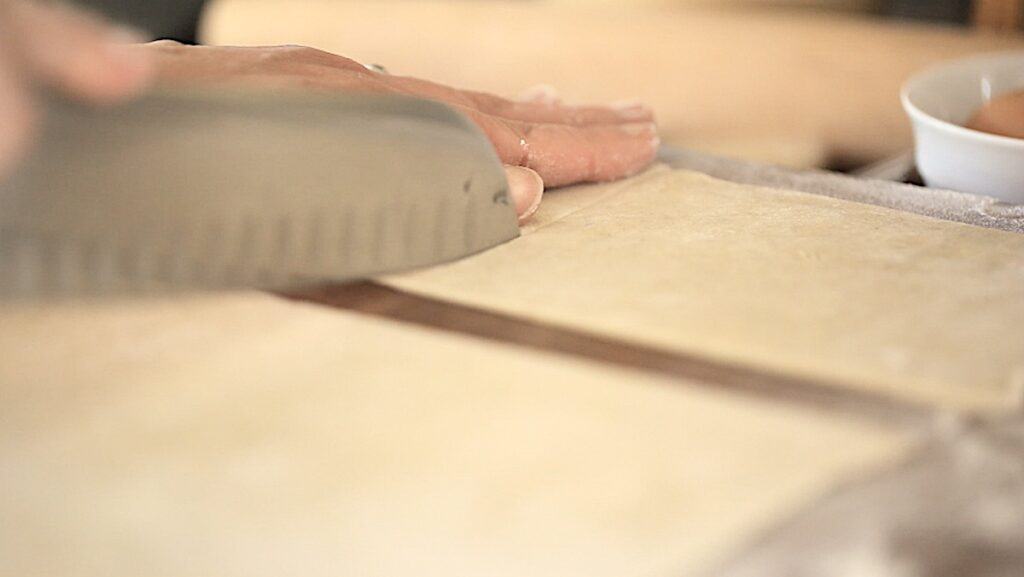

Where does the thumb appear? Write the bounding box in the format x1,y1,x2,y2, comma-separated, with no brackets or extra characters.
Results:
503,165,544,223
11,0,153,104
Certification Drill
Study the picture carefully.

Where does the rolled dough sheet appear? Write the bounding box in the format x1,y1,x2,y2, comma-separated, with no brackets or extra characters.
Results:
0,293,903,577
385,167,1024,411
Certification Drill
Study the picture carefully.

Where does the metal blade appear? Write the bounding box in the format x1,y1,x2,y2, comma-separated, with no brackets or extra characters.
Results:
0,89,519,298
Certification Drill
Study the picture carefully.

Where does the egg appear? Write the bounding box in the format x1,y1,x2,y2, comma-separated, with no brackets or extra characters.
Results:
966,89,1024,140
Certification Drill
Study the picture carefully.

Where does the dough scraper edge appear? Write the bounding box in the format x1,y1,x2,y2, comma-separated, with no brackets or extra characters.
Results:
0,89,520,298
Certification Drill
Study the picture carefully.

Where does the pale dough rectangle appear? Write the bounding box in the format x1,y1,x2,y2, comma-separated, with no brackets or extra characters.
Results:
386,167,1024,410
0,292,903,577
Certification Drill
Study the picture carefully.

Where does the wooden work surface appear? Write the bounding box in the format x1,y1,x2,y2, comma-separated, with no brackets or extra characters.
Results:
203,0,1024,167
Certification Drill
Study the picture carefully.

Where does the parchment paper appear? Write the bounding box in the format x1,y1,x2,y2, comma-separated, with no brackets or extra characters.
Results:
385,167,1024,411
0,292,903,577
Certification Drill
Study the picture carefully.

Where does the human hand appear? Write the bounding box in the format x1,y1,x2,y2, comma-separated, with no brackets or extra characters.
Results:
145,43,660,221
0,0,153,177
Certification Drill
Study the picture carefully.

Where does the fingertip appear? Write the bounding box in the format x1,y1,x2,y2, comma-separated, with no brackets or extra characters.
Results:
14,0,155,104
503,165,544,223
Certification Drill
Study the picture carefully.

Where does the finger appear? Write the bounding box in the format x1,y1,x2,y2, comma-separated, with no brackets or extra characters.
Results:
518,121,659,187
0,32,38,178
460,105,659,188
269,48,654,126
380,74,654,126
10,1,153,104
503,165,544,223
478,91,655,126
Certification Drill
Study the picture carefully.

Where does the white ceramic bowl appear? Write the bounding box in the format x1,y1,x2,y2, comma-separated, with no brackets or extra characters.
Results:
901,51,1024,203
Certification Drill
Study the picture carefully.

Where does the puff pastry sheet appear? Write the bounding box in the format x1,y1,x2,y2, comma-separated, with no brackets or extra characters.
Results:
387,167,1024,410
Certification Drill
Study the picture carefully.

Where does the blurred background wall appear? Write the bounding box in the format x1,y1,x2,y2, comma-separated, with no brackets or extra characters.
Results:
555,0,1018,27
78,0,1022,44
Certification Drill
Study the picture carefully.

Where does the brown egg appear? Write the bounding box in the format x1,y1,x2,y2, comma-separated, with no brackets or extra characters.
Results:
966,89,1024,139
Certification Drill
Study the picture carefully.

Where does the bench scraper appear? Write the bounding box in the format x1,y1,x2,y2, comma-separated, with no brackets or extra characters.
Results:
0,90,519,298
